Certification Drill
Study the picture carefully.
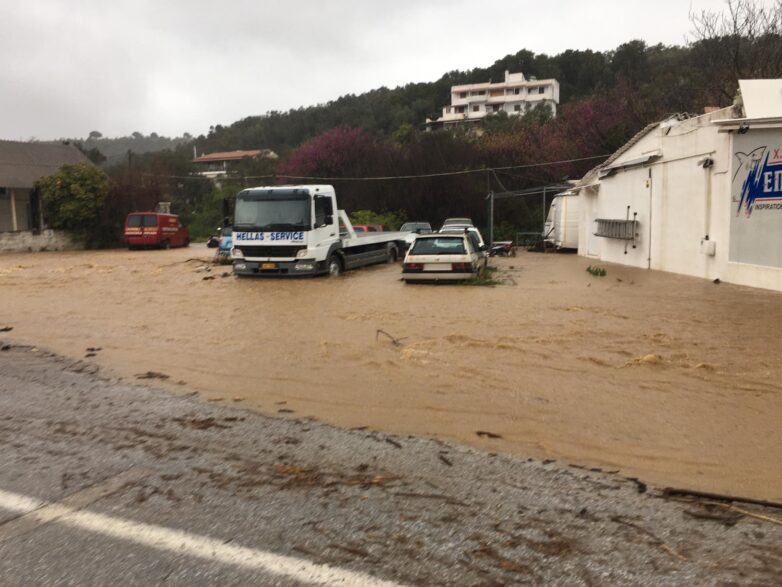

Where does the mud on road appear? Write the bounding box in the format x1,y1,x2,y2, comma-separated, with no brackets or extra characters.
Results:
0,347,780,585
1,246,781,501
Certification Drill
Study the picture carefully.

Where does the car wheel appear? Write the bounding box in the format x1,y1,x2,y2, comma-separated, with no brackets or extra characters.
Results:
326,255,342,277
160,240,171,250
184,238,190,247
386,243,398,263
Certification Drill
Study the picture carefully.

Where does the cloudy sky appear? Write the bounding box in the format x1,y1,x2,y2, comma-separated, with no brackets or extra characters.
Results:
0,0,738,140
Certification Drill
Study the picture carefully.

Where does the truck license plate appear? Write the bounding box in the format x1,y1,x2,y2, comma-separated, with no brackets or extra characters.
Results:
261,263,277,269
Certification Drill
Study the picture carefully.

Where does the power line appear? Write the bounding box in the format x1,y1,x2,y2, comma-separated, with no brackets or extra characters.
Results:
273,154,610,181
135,154,609,183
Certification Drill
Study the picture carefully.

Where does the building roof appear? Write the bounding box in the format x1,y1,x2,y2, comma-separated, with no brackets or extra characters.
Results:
451,78,557,92
0,140,89,189
193,149,274,163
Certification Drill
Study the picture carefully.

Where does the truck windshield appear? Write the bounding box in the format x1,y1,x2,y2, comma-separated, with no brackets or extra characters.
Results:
234,192,311,231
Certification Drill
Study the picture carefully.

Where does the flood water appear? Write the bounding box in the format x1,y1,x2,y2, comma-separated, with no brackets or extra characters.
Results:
2,246,781,500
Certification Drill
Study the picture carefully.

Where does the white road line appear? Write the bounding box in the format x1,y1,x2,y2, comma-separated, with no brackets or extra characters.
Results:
0,488,404,587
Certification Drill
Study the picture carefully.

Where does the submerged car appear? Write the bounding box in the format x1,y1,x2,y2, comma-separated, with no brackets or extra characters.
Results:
402,233,487,282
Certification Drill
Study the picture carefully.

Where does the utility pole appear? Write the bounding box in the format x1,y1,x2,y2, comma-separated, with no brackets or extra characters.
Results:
487,191,494,248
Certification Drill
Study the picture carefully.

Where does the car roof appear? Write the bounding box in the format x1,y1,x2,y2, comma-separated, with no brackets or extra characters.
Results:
440,225,475,232
415,233,466,239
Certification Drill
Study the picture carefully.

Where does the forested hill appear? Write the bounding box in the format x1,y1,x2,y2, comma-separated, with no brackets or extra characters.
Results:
195,46,637,154
192,10,782,158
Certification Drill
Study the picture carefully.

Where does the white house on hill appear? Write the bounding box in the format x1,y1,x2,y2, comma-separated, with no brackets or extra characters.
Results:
426,71,559,130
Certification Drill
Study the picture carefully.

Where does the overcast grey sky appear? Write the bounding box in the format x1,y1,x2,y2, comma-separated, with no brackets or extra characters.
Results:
0,0,738,140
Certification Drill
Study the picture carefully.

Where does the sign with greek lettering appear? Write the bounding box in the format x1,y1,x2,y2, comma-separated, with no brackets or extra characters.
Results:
730,130,782,268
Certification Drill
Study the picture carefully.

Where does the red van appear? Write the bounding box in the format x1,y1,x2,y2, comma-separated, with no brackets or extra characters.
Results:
125,213,190,249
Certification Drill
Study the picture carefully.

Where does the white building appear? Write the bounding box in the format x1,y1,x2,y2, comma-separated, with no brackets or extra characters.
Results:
575,79,782,292
427,71,560,129
193,149,278,181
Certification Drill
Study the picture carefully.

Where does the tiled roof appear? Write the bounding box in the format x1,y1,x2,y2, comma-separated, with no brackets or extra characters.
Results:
193,150,268,163
0,140,89,189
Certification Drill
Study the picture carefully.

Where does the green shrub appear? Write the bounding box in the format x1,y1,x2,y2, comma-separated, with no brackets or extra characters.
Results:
35,163,109,245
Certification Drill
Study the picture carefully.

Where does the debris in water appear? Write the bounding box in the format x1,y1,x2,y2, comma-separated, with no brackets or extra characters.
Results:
0,326,13,332
376,329,407,347
476,430,503,439
135,371,170,380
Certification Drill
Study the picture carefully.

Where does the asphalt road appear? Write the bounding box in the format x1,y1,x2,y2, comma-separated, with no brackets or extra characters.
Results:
0,344,779,586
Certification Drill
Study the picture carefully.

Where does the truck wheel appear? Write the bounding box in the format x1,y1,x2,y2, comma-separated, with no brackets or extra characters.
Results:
326,255,342,277
386,244,398,263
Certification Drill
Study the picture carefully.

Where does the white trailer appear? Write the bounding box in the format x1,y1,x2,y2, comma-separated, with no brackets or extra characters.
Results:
543,192,580,250
231,185,409,276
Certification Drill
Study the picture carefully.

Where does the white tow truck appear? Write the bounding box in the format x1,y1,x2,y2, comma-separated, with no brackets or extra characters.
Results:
231,185,410,277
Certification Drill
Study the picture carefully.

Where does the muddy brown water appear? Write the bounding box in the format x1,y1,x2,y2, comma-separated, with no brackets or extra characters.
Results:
1,246,781,501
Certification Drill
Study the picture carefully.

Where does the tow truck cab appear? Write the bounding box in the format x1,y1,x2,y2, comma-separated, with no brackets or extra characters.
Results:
231,185,407,276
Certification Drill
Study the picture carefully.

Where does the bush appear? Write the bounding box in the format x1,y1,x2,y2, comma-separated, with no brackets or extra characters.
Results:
35,163,109,245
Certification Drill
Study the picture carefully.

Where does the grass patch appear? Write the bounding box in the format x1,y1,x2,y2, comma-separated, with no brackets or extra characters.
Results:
464,267,503,286
586,265,607,277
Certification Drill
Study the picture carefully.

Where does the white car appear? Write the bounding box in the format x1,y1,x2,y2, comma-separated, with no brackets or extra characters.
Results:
438,225,487,250
441,217,474,228
402,233,488,282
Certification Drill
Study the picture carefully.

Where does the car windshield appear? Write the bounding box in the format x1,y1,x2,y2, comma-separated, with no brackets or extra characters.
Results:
443,218,472,226
410,237,466,255
234,192,310,231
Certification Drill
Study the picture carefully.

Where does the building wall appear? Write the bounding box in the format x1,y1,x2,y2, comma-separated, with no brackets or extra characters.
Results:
578,114,782,292
0,229,78,254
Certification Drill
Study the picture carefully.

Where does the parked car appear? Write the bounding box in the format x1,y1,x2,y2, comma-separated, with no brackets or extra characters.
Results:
352,224,385,233
125,213,189,250
400,222,433,234
441,217,474,229
438,225,487,250
402,233,487,282
400,221,433,251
